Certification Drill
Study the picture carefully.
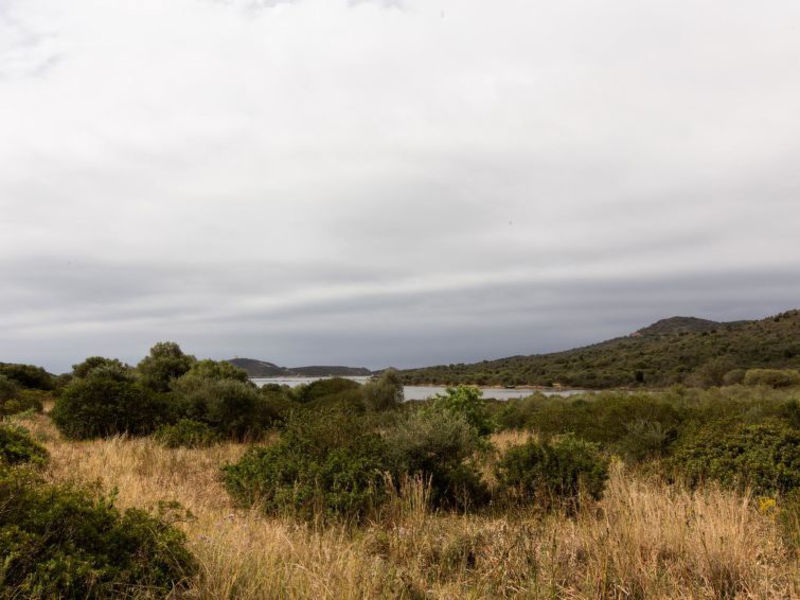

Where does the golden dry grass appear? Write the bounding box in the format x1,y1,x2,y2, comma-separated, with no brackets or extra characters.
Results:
12,411,800,599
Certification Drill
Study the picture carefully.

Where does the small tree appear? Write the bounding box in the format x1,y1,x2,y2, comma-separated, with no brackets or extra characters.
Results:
363,369,404,411
426,385,493,436
137,341,196,392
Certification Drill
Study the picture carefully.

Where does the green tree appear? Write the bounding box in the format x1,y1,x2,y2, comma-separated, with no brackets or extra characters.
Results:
137,341,196,392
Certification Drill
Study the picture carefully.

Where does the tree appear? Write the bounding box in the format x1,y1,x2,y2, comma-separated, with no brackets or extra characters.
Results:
363,369,404,411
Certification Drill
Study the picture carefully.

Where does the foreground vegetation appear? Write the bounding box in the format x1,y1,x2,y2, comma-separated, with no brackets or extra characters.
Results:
3,342,800,598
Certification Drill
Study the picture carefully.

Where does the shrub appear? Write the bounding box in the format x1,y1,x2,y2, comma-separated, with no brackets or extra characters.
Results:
0,469,196,599
0,363,54,391
1,389,47,418
743,369,800,389
385,409,490,510
0,424,48,466
51,367,167,439
137,341,196,392
72,356,131,378
223,410,391,522
175,378,273,440
0,374,19,406
292,377,362,404
425,385,493,436
670,421,800,494
154,419,221,448
495,435,609,510
362,370,404,411
175,359,249,386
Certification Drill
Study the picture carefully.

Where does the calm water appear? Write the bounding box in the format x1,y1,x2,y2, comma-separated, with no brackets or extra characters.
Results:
251,376,584,401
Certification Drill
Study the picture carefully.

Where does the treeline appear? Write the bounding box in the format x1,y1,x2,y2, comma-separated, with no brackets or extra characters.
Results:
400,309,800,388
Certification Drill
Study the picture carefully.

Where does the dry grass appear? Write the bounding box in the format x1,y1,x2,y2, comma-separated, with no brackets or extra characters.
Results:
12,411,800,599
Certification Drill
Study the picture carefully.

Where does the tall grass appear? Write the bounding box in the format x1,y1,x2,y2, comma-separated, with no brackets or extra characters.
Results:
11,411,800,599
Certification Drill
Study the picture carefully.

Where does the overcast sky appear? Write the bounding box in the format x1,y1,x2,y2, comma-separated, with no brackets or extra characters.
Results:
2,0,799,373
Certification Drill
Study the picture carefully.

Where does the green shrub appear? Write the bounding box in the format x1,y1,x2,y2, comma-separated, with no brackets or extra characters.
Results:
0,425,48,466
137,341,196,392
0,469,196,599
362,370,404,411
175,378,273,440
670,421,800,494
385,409,489,510
154,419,221,448
72,356,131,378
51,367,167,439
0,374,20,403
425,385,493,436
743,369,800,389
292,377,362,404
1,389,47,418
223,410,391,522
495,435,609,510
0,363,54,391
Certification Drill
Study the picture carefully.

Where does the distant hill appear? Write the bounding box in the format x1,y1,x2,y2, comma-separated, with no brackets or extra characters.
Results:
400,309,800,388
228,358,371,378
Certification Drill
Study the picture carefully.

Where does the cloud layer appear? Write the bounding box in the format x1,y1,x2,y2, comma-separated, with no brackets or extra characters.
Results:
2,0,799,372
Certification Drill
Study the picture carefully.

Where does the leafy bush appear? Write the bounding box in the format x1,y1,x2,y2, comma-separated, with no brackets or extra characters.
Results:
175,378,274,440
72,356,131,378
1,389,47,418
0,470,196,599
137,341,196,392
495,435,609,510
292,377,362,404
0,424,48,466
362,370,404,411
670,421,800,494
51,367,167,439
154,419,221,448
743,369,800,388
425,385,493,436
0,363,54,391
385,408,489,510
223,410,391,521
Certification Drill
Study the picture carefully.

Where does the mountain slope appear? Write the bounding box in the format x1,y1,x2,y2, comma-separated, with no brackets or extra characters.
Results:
400,309,800,388
227,358,371,378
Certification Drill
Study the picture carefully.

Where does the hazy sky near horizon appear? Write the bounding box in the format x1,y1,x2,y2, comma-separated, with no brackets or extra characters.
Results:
2,0,800,372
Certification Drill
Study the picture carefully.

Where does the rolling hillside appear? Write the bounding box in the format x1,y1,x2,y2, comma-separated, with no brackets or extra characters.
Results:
227,358,371,378
400,310,800,388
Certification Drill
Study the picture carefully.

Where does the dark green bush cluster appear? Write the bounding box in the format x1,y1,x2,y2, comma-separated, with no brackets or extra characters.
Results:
0,424,48,467
669,421,800,495
495,435,609,511
154,419,221,448
0,375,48,418
0,362,54,391
223,409,392,522
0,469,196,599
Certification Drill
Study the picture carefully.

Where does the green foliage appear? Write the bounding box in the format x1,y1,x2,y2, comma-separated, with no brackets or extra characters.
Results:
291,377,362,404
175,377,274,440
362,369,404,411
0,425,48,466
154,419,221,448
399,310,800,388
495,436,609,510
0,363,54,391
176,359,249,385
385,409,489,510
51,367,167,439
743,368,800,389
72,356,130,378
1,389,47,418
223,410,391,522
0,469,196,599
137,341,196,392
425,385,493,436
670,421,800,495
0,374,19,404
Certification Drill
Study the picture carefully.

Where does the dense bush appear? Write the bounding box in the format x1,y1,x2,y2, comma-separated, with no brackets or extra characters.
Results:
0,363,54,391
137,341,196,392
72,356,131,378
362,369,404,411
425,385,493,436
1,389,47,418
51,367,167,439
223,410,391,522
0,469,196,599
154,419,221,448
175,377,274,440
670,421,800,494
291,377,362,404
495,435,609,510
385,408,490,510
0,424,48,466
743,368,800,388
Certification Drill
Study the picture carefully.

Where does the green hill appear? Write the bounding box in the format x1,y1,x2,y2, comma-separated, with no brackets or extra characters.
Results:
227,358,371,378
400,309,800,388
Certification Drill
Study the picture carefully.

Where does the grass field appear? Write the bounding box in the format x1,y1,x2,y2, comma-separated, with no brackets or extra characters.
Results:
11,409,800,600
